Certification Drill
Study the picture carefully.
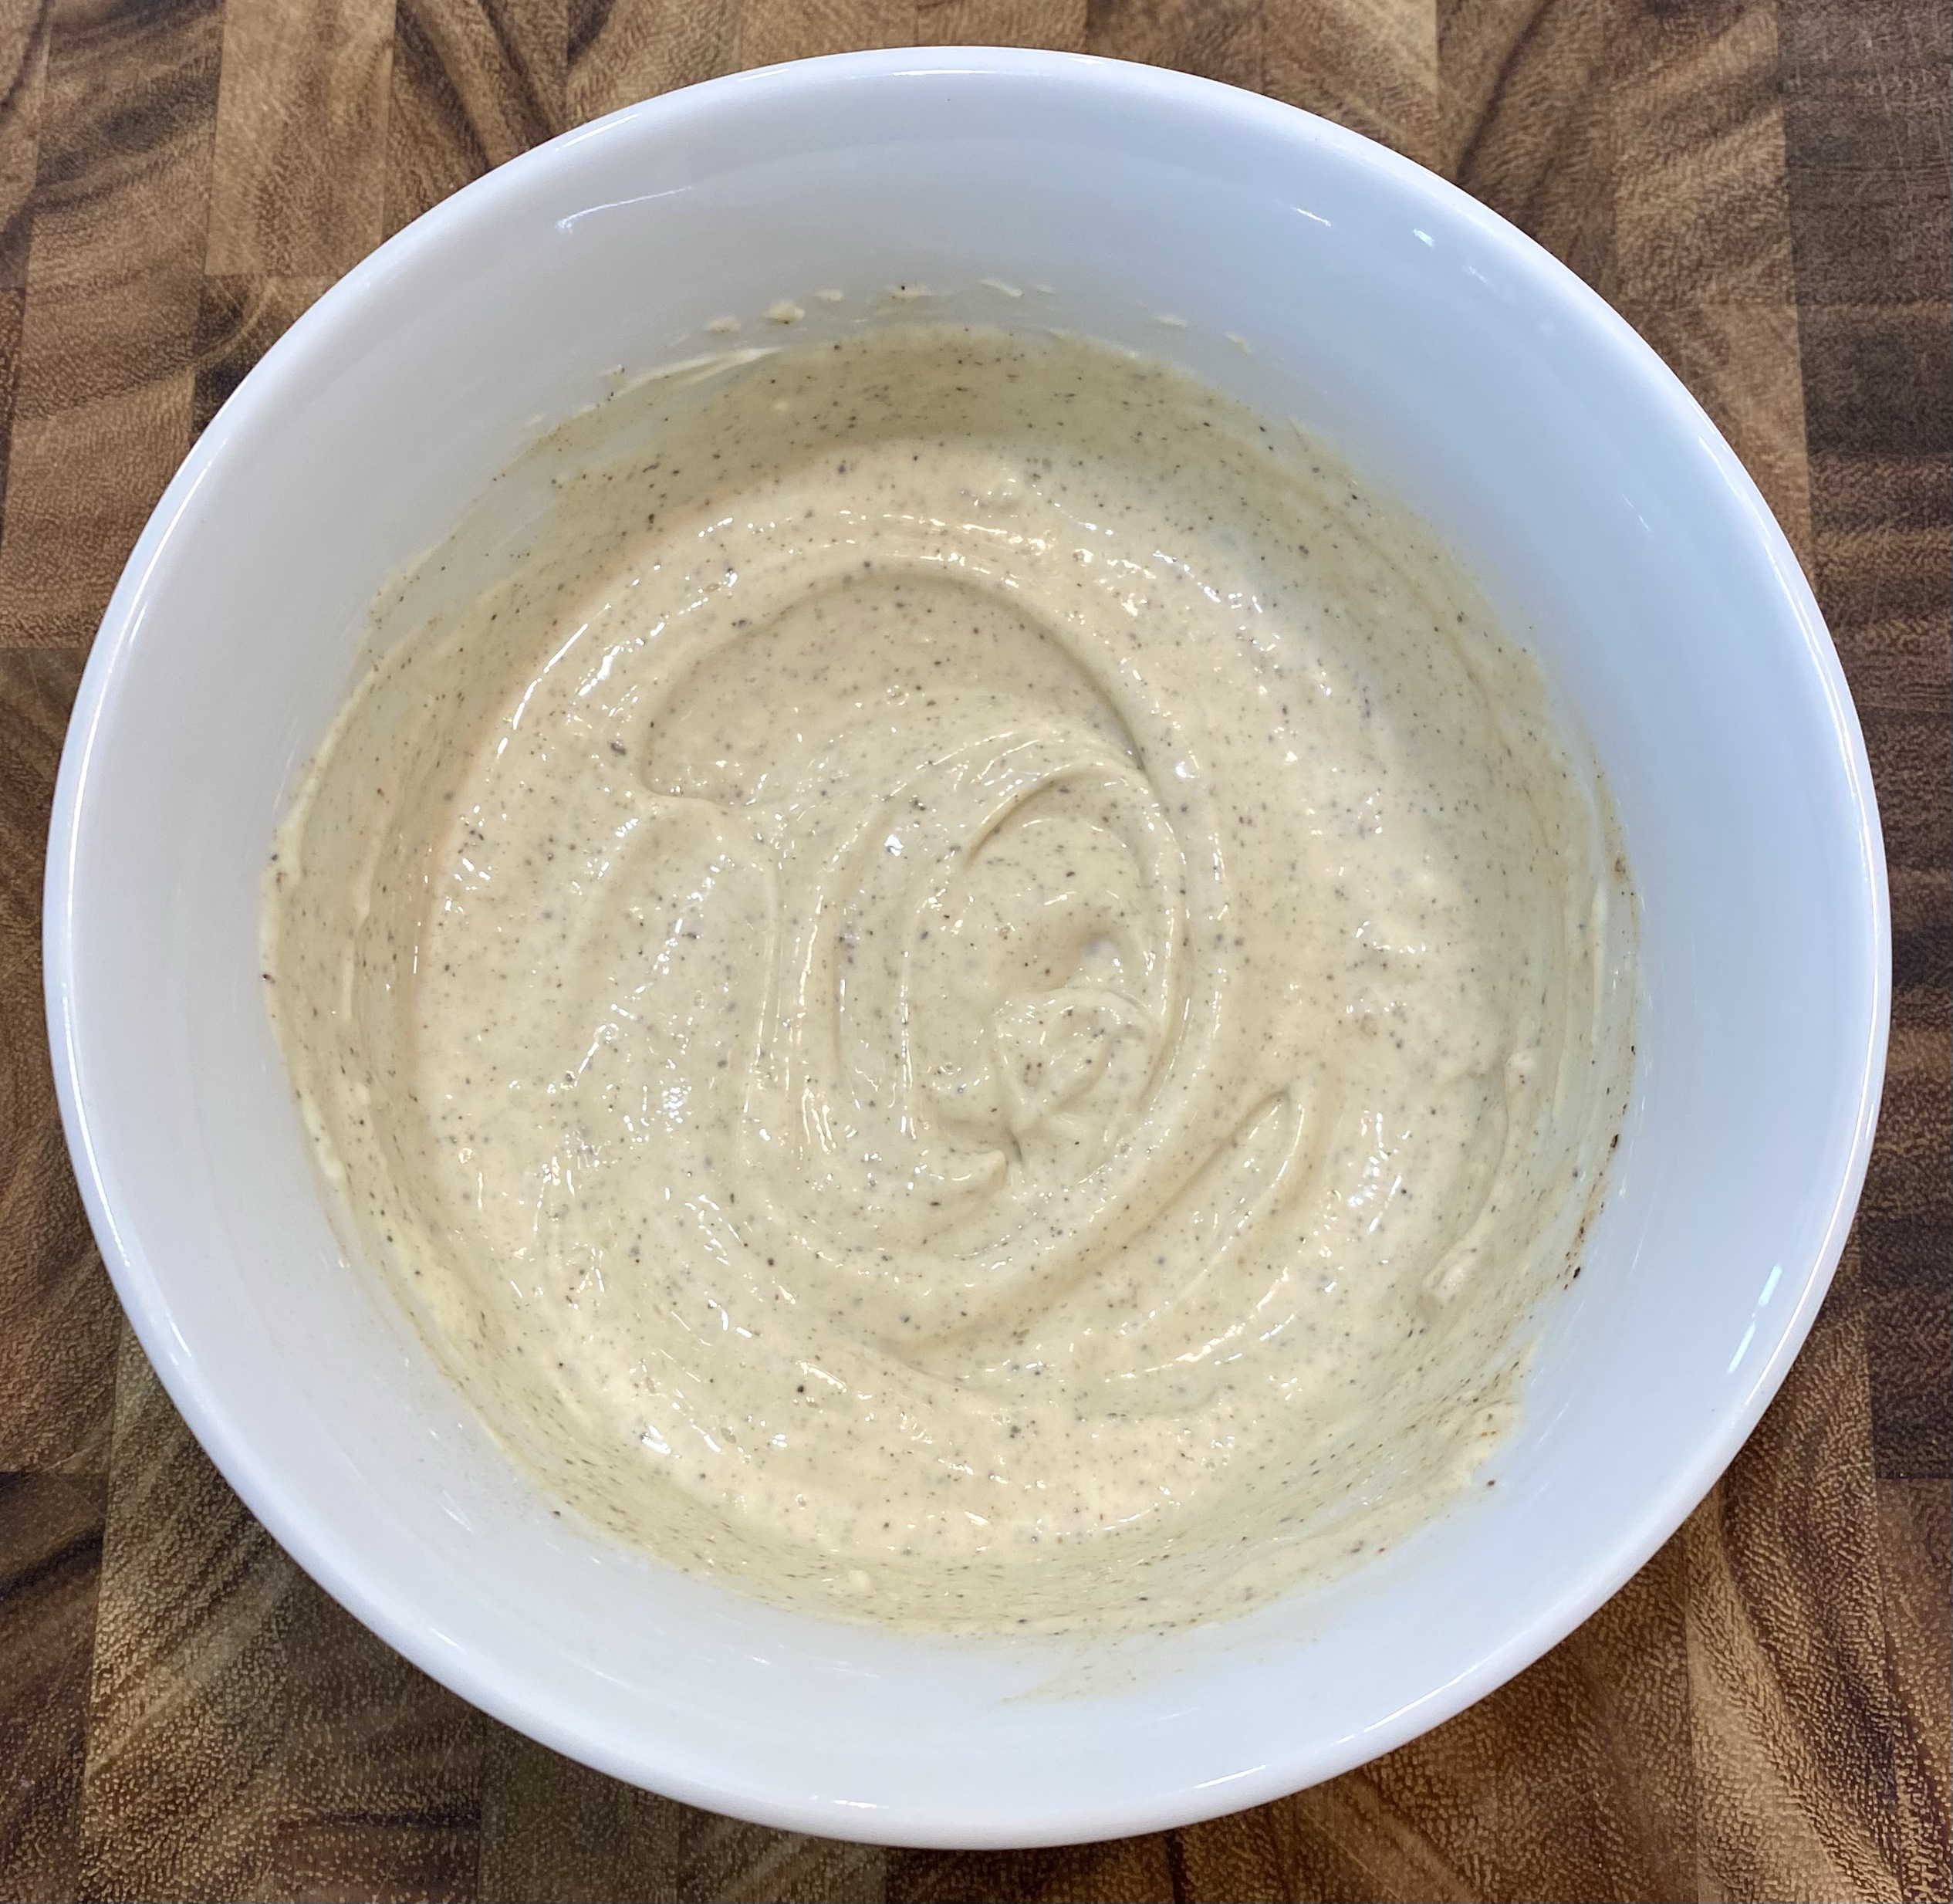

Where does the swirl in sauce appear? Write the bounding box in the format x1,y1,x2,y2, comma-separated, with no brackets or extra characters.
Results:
267,325,1635,1632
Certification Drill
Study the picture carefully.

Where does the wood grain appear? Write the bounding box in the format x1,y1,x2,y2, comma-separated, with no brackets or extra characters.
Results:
1633,300,1814,561
889,1834,1177,1902
190,271,333,435
735,0,914,70
1778,0,1951,307
567,0,738,125
0,2,1945,1899
480,1736,891,1902
917,0,1086,55
1265,0,1437,171
1438,0,1613,295
1085,1,1262,90
205,0,391,278
79,1328,485,1903
1276,1540,1700,1901
0,285,21,538
1880,1477,1953,1902
0,1472,103,1902
0,0,221,649
0,648,114,1480
1611,0,1796,310
1681,1249,1914,1902
0,647,108,1904
0,0,51,293
385,0,567,235
1795,67,1951,1503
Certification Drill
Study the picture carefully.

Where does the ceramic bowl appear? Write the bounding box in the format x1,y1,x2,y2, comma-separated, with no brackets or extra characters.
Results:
45,49,1886,1848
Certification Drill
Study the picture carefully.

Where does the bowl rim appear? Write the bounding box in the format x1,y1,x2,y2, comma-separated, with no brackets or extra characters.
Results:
43,45,1890,1848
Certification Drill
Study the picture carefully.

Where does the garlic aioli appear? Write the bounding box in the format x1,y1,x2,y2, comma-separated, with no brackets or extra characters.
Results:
267,325,1635,1632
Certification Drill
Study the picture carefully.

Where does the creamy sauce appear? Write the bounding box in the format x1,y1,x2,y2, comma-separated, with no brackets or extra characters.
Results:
267,325,1635,1633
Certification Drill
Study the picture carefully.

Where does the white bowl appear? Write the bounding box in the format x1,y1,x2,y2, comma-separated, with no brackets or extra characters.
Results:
45,49,1886,1848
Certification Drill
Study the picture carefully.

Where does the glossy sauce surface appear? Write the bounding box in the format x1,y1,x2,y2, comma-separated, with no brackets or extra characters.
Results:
267,326,1635,1631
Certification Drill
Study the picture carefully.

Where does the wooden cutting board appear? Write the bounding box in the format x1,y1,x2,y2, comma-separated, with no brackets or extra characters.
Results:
1,2,1945,1899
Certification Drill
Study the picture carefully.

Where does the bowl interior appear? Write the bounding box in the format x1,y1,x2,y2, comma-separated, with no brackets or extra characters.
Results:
48,52,1885,1847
